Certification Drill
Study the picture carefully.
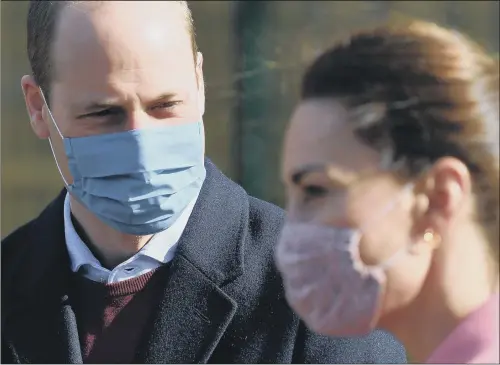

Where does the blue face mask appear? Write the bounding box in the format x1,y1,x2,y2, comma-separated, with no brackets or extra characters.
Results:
41,91,206,236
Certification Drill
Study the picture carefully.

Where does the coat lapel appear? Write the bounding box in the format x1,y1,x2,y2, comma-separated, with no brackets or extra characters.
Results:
3,190,83,364
138,159,249,363
138,256,238,363
6,297,83,364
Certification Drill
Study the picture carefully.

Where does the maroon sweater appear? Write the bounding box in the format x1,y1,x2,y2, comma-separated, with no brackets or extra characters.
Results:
70,264,169,364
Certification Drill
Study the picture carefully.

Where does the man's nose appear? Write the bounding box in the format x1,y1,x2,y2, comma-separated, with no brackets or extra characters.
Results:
125,110,156,131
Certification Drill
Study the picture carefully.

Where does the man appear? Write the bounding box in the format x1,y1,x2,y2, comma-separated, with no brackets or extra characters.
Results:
1,1,406,363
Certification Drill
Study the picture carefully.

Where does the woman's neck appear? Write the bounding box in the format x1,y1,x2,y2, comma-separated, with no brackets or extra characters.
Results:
382,235,498,363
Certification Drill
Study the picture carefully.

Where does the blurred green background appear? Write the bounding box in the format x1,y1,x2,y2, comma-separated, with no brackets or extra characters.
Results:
1,1,499,238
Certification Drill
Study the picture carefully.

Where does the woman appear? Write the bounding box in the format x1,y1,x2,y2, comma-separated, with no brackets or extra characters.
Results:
275,20,499,364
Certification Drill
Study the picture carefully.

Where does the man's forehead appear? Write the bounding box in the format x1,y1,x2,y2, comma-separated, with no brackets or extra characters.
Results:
51,0,194,83
60,1,188,19
56,1,189,42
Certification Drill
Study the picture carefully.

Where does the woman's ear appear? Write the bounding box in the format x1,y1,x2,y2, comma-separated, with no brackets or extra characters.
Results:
410,157,471,252
427,157,471,220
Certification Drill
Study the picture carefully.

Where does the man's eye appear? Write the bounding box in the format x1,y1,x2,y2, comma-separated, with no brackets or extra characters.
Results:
86,107,123,119
92,109,113,118
151,101,181,110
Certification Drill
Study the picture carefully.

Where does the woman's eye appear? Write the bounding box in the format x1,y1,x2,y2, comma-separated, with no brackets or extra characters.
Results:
303,185,328,198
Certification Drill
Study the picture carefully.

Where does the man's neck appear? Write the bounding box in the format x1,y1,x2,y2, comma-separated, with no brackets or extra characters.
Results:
69,196,153,269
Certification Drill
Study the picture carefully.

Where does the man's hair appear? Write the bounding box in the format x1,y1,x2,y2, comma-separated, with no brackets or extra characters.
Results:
27,1,197,104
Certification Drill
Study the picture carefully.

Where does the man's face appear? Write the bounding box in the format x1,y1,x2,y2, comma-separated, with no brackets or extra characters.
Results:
23,1,205,185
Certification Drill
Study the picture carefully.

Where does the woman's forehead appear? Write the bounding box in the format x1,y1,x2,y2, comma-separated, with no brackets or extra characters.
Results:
282,100,382,180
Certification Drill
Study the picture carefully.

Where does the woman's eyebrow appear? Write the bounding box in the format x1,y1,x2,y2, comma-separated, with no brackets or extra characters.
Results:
325,166,357,187
290,164,359,188
290,164,327,185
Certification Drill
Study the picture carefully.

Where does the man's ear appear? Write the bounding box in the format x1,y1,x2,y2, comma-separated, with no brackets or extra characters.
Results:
21,75,50,139
196,52,205,117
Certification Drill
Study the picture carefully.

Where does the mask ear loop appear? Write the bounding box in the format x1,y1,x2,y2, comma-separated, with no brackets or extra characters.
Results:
39,88,71,188
359,182,416,233
360,182,416,270
376,225,440,271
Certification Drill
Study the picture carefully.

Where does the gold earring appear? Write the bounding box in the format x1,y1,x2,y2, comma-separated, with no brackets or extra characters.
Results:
423,229,434,243
423,229,441,247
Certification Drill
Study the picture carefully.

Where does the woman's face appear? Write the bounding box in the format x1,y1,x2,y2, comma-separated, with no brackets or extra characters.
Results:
281,98,434,318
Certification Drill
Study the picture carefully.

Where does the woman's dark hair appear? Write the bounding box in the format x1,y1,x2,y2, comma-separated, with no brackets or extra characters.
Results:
301,21,499,259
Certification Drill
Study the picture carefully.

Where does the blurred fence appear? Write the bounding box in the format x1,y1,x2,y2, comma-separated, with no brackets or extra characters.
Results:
1,0,499,237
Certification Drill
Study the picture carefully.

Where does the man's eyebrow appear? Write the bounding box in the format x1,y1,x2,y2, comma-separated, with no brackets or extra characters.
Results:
71,98,122,115
147,93,177,103
82,102,119,113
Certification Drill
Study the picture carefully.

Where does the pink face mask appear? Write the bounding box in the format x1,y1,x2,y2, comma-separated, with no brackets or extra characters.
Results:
275,183,414,337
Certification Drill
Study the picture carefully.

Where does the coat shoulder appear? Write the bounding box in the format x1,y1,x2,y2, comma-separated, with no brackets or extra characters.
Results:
1,218,38,328
2,190,65,276
2,219,36,279
244,195,285,273
239,195,285,287
247,196,285,242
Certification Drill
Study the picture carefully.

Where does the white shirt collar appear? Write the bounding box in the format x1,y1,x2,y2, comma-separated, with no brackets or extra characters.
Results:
63,192,197,278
